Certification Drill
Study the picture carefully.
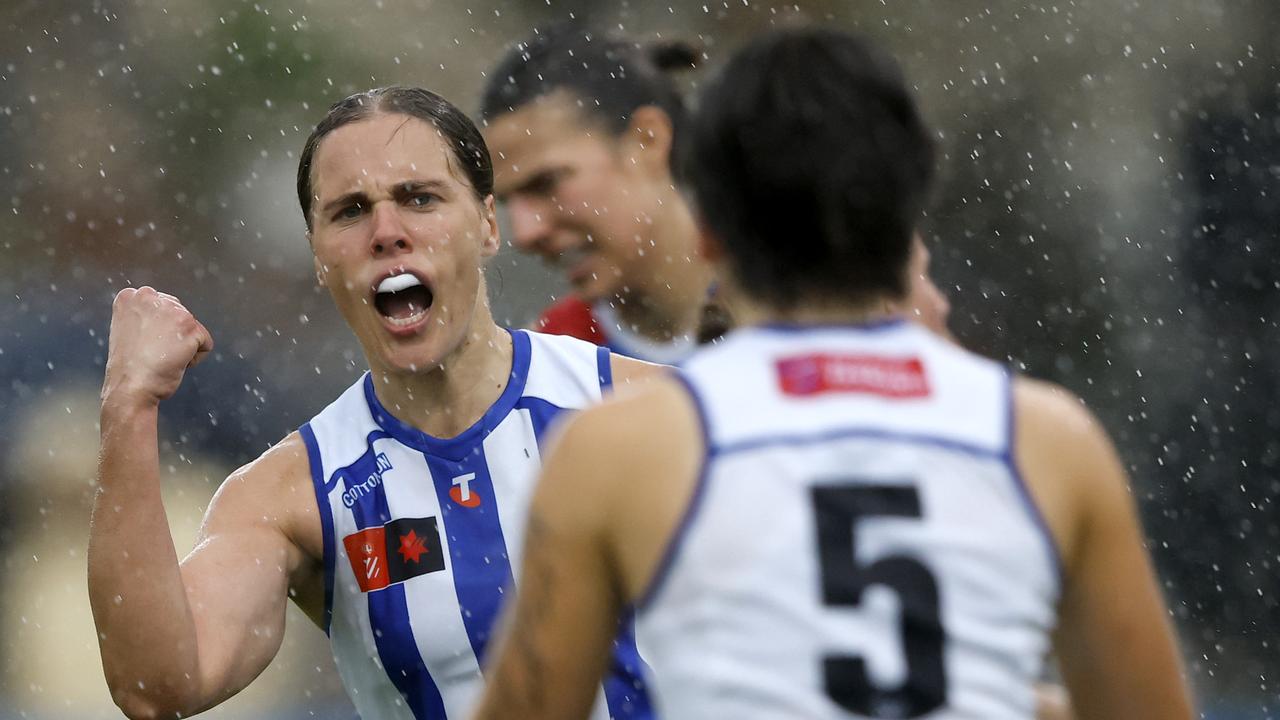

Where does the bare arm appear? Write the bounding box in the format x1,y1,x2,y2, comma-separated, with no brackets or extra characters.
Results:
609,352,668,391
89,287,313,719
1016,380,1193,720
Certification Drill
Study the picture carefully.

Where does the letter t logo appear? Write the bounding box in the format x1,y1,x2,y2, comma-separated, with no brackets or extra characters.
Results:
449,473,481,508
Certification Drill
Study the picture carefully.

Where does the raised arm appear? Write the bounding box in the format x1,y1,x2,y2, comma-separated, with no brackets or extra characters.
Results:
89,287,316,719
1015,379,1193,720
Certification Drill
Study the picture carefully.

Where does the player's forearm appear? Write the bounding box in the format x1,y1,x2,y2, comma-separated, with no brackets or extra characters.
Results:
89,400,203,718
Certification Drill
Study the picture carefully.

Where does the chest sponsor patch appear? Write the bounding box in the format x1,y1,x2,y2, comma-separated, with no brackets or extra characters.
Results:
343,516,446,593
776,354,930,399
449,472,482,508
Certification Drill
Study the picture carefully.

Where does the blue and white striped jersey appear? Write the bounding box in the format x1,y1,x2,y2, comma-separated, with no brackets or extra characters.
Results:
300,329,652,720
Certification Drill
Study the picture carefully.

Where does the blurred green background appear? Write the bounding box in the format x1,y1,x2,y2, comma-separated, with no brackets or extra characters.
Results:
1,1,1277,717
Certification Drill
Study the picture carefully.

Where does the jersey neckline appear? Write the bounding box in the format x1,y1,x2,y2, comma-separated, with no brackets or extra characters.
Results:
754,316,908,333
592,300,698,365
361,328,531,460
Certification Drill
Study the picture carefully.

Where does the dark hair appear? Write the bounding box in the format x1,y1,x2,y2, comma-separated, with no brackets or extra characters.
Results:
480,23,698,140
297,86,494,230
680,28,935,310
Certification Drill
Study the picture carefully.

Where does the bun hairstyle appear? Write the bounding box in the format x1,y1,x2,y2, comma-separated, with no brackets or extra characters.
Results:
647,39,701,72
480,23,700,142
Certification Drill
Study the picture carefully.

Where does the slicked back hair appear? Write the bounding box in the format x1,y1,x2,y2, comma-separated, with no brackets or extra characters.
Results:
680,28,936,311
297,86,493,231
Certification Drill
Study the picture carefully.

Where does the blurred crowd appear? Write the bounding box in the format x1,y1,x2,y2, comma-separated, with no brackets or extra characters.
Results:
1,0,1276,717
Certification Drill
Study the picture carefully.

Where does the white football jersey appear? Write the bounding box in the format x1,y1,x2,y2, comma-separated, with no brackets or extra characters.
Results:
637,321,1060,719
301,329,653,720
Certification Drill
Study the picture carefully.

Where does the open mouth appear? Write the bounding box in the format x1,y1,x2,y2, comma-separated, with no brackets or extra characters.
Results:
373,272,434,327
552,245,598,287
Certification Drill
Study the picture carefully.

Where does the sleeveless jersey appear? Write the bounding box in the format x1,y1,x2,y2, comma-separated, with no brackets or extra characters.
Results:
637,321,1061,719
300,329,651,720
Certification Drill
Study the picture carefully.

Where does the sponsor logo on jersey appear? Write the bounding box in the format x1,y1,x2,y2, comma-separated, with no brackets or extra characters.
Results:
340,452,393,508
343,516,445,592
777,354,930,398
449,472,482,508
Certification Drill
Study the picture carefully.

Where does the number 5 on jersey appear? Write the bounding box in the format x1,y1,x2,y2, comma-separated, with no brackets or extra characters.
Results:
812,484,946,718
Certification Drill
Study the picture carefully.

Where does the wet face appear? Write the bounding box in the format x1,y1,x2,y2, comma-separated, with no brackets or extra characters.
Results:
484,94,667,304
903,235,951,337
307,113,499,373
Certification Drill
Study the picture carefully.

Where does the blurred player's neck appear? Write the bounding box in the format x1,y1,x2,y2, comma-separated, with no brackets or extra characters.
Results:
367,297,514,439
611,197,712,343
727,286,900,329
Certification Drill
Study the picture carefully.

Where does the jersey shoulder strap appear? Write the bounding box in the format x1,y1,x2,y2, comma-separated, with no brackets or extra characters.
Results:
303,373,380,477
523,328,613,402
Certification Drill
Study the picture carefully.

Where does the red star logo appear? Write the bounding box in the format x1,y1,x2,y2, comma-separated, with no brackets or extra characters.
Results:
397,529,429,564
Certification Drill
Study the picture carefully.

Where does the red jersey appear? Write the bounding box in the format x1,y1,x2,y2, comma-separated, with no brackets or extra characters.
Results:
535,295,703,365
535,295,607,346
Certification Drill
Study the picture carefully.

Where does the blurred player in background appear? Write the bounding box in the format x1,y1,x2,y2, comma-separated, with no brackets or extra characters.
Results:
474,27,1192,720
481,25,951,359
481,25,715,362
90,86,658,720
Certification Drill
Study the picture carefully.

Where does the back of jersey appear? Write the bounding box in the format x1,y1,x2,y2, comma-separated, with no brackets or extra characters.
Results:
637,321,1060,720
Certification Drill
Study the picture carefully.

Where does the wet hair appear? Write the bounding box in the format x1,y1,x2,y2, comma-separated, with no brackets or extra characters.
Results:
680,28,935,310
479,23,698,140
297,86,494,230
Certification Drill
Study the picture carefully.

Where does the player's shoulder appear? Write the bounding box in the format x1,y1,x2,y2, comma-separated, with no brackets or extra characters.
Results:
233,430,312,480
216,432,312,511
1012,376,1104,446
535,295,606,345
524,323,670,396
205,432,318,549
1012,376,1126,571
609,353,669,391
551,373,701,479
538,373,703,564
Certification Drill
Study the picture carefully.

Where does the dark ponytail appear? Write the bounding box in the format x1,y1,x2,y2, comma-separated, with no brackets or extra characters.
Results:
480,23,700,141
647,39,700,73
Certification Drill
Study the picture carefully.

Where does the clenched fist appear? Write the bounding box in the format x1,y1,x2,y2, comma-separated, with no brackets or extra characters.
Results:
101,287,214,409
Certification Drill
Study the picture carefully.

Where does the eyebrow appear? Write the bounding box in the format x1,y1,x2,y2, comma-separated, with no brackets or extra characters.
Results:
320,191,368,217
319,179,451,216
500,167,566,200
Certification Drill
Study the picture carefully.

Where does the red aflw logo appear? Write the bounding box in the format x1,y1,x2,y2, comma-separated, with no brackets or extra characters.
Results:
776,354,930,398
343,516,445,593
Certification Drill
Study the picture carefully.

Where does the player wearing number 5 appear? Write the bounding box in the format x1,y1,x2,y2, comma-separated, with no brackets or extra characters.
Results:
473,28,1193,720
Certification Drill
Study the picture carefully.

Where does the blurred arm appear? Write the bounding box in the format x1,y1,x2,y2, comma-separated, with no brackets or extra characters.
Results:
471,412,624,720
474,377,701,720
1016,379,1193,720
